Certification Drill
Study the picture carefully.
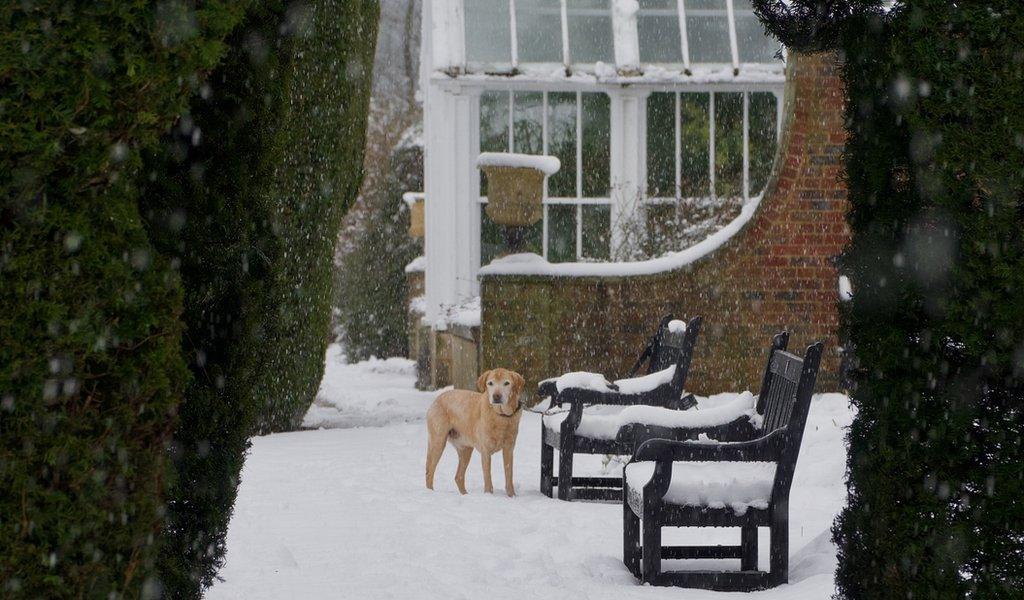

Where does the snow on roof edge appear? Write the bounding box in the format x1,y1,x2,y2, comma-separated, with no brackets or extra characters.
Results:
478,193,764,279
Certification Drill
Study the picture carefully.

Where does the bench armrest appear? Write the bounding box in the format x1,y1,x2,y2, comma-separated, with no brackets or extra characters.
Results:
632,428,787,463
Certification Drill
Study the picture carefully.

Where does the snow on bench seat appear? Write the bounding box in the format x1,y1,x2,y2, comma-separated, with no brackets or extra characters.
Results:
541,391,760,440
625,460,777,515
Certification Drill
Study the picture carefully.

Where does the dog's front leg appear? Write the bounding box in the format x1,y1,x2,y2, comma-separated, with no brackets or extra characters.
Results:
481,450,494,493
502,446,515,497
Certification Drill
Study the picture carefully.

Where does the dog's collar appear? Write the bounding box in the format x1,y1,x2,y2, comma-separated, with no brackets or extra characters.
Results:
496,403,522,418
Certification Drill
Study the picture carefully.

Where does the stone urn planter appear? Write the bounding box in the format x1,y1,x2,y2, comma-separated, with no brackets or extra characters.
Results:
402,192,425,238
476,153,560,227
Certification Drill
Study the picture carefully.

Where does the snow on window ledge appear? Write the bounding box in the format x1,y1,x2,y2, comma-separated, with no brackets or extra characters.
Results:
478,193,764,279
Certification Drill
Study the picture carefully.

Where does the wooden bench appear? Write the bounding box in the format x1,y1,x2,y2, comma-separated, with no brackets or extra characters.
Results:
622,340,824,590
537,315,702,501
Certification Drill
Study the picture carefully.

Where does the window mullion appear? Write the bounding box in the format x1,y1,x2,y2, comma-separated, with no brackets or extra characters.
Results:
560,0,571,68
508,91,514,152
725,0,740,73
509,0,519,69
542,91,549,259
709,92,715,198
676,0,691,72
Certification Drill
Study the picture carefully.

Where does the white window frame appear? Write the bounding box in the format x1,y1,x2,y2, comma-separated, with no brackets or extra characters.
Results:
457,0,778,74
478,89,612,262
643,88,784,208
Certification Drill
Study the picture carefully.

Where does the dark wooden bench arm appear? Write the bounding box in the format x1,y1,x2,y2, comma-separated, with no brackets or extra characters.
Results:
633,429,788,463
631,430,787,503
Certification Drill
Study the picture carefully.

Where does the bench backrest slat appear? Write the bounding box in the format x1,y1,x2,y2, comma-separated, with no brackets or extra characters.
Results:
666,316,702,395
771,342,824,501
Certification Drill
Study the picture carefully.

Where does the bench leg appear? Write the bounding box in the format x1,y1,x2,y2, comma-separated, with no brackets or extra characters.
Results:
540,432,554,498
640,510,661,584
623,502,641,578
741,525,758,571
557,438,574,501
770,514,788,586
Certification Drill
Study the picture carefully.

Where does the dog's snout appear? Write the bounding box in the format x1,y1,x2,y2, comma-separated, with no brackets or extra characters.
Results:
491,393,504,404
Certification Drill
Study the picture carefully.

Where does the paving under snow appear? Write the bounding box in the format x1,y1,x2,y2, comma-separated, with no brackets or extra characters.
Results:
209,344,853,599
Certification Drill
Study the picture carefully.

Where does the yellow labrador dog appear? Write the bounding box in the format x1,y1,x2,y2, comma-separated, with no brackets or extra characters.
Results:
425,368,525,496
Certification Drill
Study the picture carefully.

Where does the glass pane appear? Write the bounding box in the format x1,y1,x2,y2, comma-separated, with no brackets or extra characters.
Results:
735,17,779,63
547,92,577,198
513,91,544,155
582,204,611,260
567,0,613,64
479,91,510,195
679,93,709,198
547,205,577,262
517,0,564,63
638,0,682,63
481,212,543,265
685,0,731,63
465,0,512,65
749,91,778,194
581,92,610,197
714,92,743,199
647,92,675,198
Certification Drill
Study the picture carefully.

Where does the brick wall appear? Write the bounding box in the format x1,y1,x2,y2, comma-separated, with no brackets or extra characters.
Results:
480,52,850,397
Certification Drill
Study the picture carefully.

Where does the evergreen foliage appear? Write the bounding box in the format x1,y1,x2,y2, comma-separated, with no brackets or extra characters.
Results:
754,1,1024,597
336,131,422,362
0,2,245,597
140,0,378,594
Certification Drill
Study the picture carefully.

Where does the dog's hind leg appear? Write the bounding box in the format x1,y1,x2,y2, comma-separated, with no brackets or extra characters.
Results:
454,446,472,494
425,428,446,491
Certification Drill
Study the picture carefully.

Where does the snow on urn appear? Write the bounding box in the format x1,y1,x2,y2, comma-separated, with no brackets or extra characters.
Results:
402,192,425,238
476,153,560,227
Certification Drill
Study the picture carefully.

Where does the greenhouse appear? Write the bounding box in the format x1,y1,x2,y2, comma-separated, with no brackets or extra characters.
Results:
420,0,786,323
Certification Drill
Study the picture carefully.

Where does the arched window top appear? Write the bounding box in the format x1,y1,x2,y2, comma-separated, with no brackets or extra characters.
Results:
447,0,783,80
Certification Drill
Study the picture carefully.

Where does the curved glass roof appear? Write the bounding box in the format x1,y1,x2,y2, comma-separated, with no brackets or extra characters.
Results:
459,0,783,78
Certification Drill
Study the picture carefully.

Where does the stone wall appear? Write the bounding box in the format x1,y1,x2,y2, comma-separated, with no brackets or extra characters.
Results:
480,52,850,398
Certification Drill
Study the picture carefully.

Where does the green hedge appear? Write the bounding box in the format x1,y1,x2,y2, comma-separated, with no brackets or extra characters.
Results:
0,2,245,597
249,0,379,433
754,1,1024,597
336,131,422,362
140,0,378,594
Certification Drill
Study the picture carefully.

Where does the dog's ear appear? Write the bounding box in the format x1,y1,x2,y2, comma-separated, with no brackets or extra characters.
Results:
511,371,526,397
476,370,492,393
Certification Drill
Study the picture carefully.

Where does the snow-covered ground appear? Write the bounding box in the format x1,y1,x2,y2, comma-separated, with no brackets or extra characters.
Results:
300,344,440,429
209,345,853,599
